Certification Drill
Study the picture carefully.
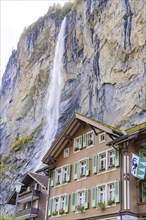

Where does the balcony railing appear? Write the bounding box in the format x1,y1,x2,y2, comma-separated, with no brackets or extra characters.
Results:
18,190,40,203
16,208,38,219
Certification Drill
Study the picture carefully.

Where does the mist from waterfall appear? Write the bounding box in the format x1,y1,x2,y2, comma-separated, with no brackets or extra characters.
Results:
43,17,67,157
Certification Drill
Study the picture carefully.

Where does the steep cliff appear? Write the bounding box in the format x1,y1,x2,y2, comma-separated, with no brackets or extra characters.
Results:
0,0,145,214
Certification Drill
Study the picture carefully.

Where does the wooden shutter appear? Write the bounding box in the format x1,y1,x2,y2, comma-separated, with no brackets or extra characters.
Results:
83,134,87,148
139,149,144,158
65,194,69,213
86,158,90,176
66,164,71,182
74,162,78,180
115,149,120,167
72,192,77,211
114,181,120,203
50,170,55,187
84,189,89,209
91,187,97,207
48,198,53,216
92,154,98,174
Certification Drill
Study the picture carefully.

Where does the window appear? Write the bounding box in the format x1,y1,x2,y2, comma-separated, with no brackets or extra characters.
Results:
50,165,71,187
91,181,120,208
87,131,94,146
99,153,106,171
64,148,69,158
74,158,90,180
74,136,82,151
48,194,69,216
72,189,88,211
63,167,68,182
142,182,146,203
98,186,105,203
99,132,106,143
92,149,119,174
56,169,62,185
108,150,115,168
108,183,115,201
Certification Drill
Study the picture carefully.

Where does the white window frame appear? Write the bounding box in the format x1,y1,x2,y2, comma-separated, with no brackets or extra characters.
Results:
98,185,105,203
99,132,106,143
99,152,106,171
87,131,94,147
62,166,68,183
96,181,116,207
54,197,59,212
64,148,69,158
56,168,62,185
80,160,86,177
108,150,115,168
74,136,82,151
108,183,115,201
60,195,66,210
51,194,68,215
77,191,85,205
55,164,69,186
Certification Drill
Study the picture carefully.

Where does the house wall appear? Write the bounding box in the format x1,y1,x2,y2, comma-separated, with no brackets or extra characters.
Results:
49,124,121,219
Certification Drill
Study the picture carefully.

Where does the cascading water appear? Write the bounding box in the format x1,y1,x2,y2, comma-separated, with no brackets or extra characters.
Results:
37,17,67,169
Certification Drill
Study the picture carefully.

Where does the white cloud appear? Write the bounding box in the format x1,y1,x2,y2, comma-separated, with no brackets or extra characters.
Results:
1,0,68,78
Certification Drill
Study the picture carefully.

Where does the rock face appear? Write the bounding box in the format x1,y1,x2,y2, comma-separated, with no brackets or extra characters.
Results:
0,0,145,215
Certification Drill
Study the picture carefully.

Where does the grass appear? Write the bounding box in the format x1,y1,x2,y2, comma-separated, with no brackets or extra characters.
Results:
10,136,33,151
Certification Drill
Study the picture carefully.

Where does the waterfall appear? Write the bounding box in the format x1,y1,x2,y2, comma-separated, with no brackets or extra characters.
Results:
42,17,67,160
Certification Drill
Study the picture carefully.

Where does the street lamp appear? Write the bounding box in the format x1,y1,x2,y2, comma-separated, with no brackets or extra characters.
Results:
14,181,24,220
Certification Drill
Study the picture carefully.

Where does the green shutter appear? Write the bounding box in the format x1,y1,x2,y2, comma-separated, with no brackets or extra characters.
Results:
114,181,120,203
92,154,98,174
48,198,53,216
139,149,144,158
66,164,71,182
84,189,89,209
79,136,83,149
74,162,78,180
91,187,97,207
50,170,55,187
72,192,77,211
83,134,87,148
65,194,69,213
86,158,90,176
115,149,120,167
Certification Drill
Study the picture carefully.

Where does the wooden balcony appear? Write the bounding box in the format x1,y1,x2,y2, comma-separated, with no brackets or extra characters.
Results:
16,208,38,219
138,202,146,214
18,190,40,203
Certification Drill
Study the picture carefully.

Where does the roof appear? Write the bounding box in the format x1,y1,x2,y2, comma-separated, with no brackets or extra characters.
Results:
42,112,123,164
126,122,146,134
107,125,146,146
7,172,48,205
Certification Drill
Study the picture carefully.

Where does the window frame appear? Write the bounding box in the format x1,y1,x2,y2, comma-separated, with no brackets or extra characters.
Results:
64,148,69,158
74,157,90,180
99,132,106,143
74,135,82,152
87,131,94,147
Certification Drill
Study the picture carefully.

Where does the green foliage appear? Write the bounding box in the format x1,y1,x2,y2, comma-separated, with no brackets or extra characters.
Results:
47,2,73,20
76,204,84,212
71,0,77,12
0,214,24,220
98,202,105,209
10,136,33,151
108,200,114,205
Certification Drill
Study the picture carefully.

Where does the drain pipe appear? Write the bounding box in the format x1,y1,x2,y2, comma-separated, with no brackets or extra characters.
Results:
45,177,51,220
119,147,123,220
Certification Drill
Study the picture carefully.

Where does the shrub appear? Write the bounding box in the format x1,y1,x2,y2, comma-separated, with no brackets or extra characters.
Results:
76,204,84,212
71,0,77,12
98,202,105,209
108,200,114,206
59,208,64,215
52,211,58,216
10,136,33,151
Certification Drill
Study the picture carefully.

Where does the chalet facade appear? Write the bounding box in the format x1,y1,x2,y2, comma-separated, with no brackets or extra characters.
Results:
42,113,146,220
7,172,48,220
7,113,146,220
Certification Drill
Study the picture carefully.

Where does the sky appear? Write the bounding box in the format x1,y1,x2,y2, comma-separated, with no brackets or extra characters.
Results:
1,0,69,80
